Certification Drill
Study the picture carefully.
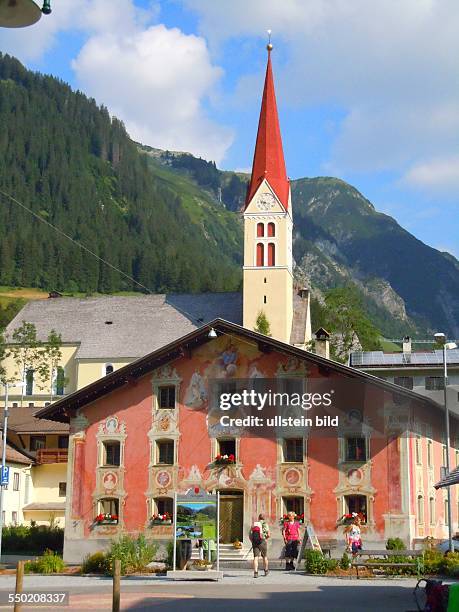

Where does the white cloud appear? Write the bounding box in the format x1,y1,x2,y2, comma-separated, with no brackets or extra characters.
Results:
403,157,459,192
72,22,233,162
0,0,232,162
184,0,459,179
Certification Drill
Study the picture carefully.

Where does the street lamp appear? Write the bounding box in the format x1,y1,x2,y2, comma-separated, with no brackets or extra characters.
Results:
0,0,51,29
434,332,458,554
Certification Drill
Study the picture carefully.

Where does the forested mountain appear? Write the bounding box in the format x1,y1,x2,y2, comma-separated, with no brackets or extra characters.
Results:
0,53,241,295
1,53,458,338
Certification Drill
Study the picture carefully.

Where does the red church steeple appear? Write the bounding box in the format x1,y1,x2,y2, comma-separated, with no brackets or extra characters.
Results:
245,44,289,210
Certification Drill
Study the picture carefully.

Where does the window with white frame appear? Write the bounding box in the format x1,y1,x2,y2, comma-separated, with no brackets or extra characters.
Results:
415,436,422,464
427,440,433,468
429,497,435,525
102,441,121,466
282,496,304,517
417,495,424,524
98,498,119,520
345,437,367,462
25,369,34,396
158,385,176,409
155,440,175,465
344,494,367,523
154,497,174,518
283,438,304,463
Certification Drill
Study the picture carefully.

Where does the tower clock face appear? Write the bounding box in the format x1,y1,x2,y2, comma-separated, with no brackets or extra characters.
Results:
257,192,277,211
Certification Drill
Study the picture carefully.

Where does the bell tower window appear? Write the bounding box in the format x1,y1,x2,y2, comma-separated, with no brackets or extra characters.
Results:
256,243,264,267
257,222,264,237
267,243,275,266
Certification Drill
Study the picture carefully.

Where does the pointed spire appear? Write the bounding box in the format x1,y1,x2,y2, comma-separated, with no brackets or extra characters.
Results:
245,43,289,210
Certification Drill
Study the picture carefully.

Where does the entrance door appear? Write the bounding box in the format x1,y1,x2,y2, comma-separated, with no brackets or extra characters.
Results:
219,491,243,543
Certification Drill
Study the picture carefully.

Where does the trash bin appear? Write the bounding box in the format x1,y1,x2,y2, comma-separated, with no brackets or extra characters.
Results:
176,539,192,570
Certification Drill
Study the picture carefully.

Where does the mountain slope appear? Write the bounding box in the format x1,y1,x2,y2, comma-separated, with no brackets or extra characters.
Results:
0,53,241,295
291,178,459,337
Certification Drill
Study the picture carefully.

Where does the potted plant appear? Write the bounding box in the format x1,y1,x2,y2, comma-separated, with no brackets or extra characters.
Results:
189,559,213,571
95,513,118,525
213,453,236,466
336,512,365,526
151,512,173,525
233,539,242,549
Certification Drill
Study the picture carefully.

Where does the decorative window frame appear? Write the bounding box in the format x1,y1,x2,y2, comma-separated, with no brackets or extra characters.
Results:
339,436,371,464
152,367,181,411
211,437,241,464
152,438,177,466
278,436,307,465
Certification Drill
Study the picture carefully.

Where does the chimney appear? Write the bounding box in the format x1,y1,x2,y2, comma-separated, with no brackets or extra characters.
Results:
315,327,330,360
402,336,411,353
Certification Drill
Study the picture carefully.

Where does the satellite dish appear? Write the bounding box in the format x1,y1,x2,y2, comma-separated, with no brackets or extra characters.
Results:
0,0,42,28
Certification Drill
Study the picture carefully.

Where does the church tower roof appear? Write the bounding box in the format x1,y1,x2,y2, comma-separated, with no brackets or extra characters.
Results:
245,46,289,210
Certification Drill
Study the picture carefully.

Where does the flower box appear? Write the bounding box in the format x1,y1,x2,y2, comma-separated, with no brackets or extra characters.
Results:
151,513,173,525
279,513,304,526
336,512,366,526
95,513,118,525
213,454,236,466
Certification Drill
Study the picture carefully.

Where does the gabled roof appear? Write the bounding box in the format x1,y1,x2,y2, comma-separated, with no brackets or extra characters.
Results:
245,49,289,211
5,293,243,359
37,318,440,424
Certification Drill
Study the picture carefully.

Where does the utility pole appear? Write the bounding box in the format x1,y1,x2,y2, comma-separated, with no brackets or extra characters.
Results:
0,383,9,562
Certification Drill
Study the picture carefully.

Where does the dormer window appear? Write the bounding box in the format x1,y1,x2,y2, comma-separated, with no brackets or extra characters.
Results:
105,364,114,376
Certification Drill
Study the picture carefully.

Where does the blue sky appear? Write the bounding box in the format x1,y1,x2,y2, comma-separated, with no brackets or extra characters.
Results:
1,0,458,257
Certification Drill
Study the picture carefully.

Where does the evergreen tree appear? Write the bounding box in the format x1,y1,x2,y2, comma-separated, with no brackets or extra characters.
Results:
254,311,272,336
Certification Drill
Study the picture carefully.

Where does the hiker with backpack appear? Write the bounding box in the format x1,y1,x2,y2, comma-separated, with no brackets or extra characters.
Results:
249,513,270,578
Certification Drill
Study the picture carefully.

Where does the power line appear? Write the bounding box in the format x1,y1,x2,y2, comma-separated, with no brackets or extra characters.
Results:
0,187,153,294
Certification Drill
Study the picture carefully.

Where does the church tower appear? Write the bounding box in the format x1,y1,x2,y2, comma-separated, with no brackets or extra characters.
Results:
243,44,293,343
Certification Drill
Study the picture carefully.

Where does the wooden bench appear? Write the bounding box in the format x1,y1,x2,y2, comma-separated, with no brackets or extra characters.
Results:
351,549,424,578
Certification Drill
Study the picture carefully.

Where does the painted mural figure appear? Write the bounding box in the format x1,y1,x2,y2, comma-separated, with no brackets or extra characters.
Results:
219,344,238,377
184,370,208,409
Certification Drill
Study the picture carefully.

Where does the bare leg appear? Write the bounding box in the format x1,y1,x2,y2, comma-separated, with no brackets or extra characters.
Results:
253,555,259,576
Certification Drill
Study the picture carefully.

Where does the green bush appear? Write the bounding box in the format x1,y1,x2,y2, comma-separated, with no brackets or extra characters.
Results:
166,541,174,569
106,535,157,575
327,558,339,571
442,551,459,577
340,551,351,570
2,525,64,554
304,550,329,574
25,550,65,574
386,537,405,550
81,551,110,574
423,549,444,574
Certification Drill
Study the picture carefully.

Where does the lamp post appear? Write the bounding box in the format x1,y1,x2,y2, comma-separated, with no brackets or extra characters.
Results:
0,382,10,562
434,332,458,554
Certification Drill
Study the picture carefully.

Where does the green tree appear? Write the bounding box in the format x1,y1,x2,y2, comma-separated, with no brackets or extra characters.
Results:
254,311,272,336
323,286,381,362
8,321,48,405
42,329,66,402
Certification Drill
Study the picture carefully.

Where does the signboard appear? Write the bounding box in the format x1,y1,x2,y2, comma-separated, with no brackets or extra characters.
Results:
295,522,322,571
0,466,9,486
175,497,217,541
173,488,220,572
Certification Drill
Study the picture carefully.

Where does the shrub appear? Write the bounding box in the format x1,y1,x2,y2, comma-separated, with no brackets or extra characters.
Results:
327,558,339,571
106,535,157,575
304,550,329,574
340,551,351,570
81,551,110,574
442,551,459,577
25,550,65,574
166,541,174,569
2,525,64,555
386,537,405,550
423,550,444,574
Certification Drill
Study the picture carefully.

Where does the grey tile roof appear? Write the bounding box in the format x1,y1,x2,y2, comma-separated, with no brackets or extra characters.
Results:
6,293,243,359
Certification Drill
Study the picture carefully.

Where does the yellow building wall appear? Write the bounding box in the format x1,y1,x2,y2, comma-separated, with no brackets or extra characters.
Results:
76,359,131,388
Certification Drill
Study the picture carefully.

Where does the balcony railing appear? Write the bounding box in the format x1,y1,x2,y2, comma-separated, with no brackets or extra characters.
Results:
36,449,68,464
